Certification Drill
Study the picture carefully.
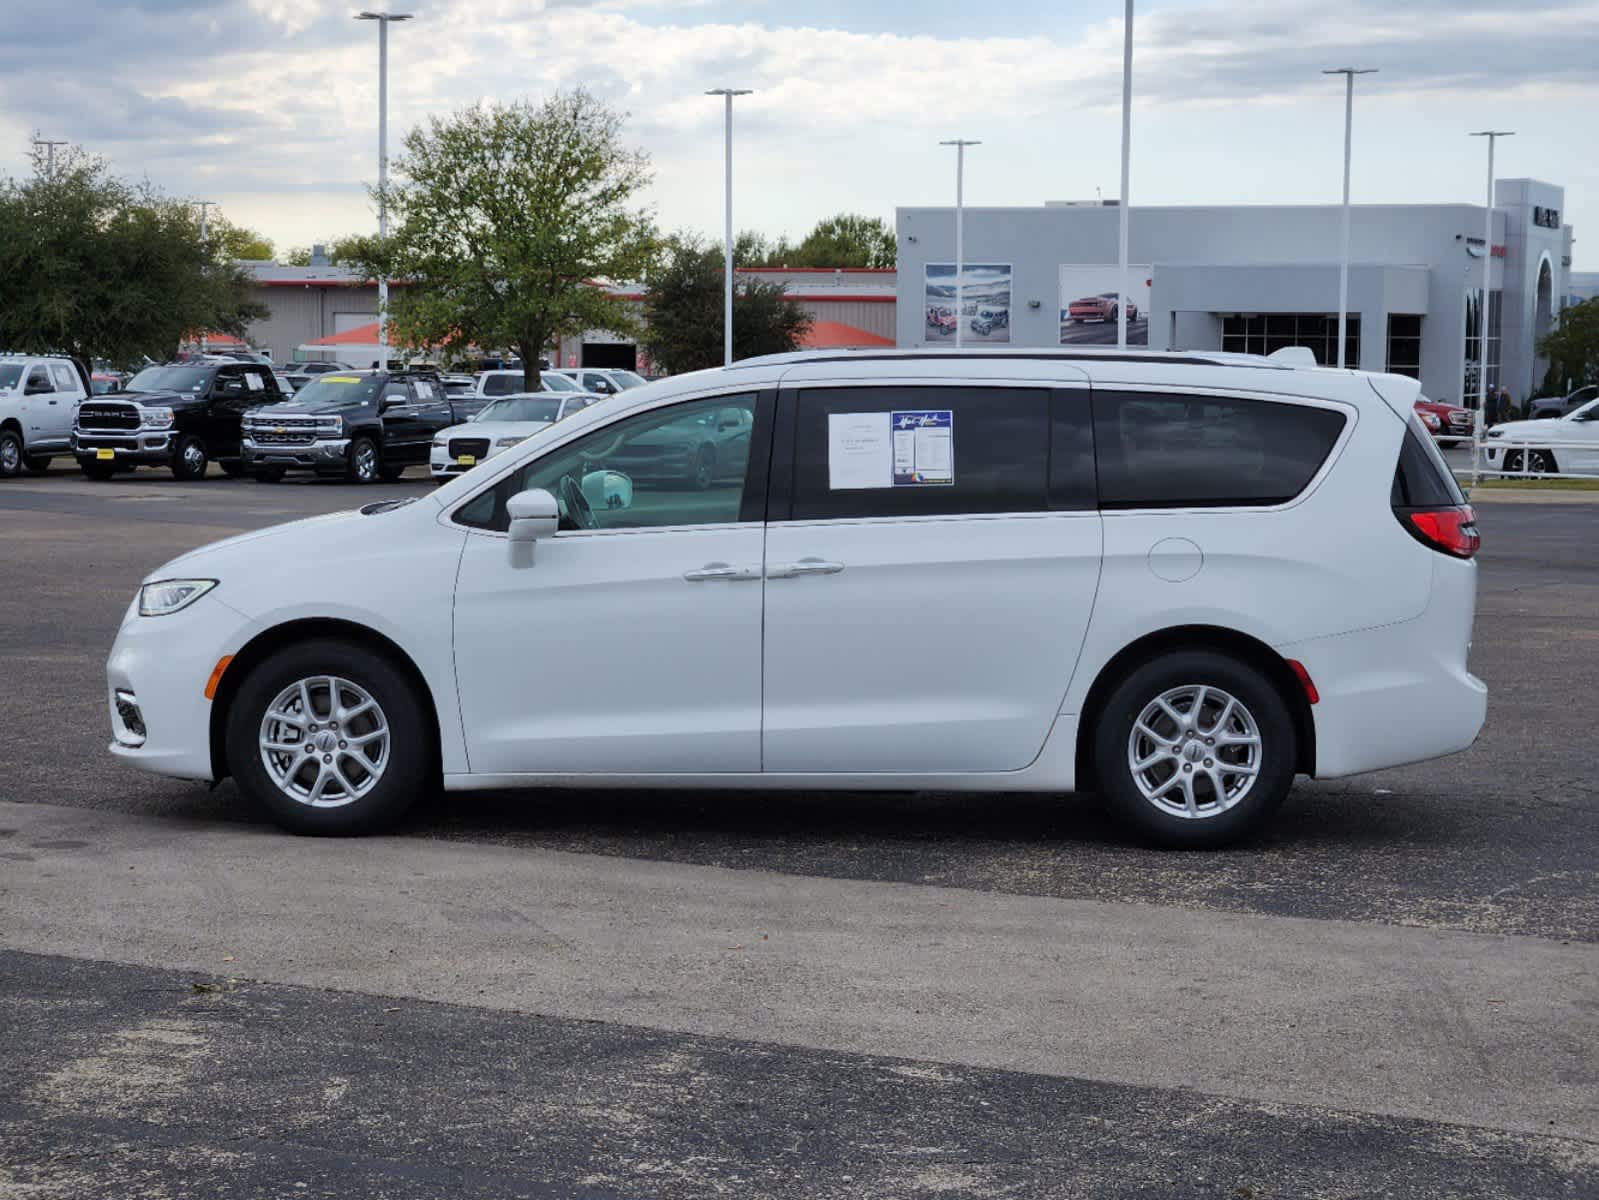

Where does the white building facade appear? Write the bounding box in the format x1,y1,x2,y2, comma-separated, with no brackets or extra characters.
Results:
897,179,1573,406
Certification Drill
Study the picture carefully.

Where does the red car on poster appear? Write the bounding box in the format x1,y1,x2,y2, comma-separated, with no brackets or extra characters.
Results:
1068,293,1138,323
926,307,957,336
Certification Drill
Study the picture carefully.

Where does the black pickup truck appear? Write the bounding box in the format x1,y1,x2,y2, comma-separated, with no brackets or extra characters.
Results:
73,360,287,480
241,369,459,483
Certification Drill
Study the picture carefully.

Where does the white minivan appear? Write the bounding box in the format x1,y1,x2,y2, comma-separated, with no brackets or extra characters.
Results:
105,349,1486,847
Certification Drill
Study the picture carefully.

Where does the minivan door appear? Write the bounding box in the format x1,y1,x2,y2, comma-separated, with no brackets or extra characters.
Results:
451,390,773,775
760,382,1102,774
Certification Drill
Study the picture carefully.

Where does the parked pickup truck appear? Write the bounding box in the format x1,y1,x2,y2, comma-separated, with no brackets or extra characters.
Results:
241,369,461,484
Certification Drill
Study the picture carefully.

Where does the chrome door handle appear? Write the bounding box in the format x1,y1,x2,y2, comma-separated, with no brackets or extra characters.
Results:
768,558,845,579
683,562,761,582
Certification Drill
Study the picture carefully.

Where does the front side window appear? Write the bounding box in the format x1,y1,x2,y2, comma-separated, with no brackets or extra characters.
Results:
1093,391,1347,509
789,386,1051,521
26,366,53,392
455,392,758,533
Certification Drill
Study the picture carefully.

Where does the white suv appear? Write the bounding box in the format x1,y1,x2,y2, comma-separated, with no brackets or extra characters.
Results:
104,349,1486,846
0,354,89,477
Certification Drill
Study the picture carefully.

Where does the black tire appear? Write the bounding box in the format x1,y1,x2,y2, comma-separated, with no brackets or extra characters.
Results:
252,466,287,483
0,428,23,478
378,461,407,482
225,639,431,836
219,459,247,478
1092,650,1297,849
80,459,119,481
170,434,209,481
1503,449,1559,476
23,454,52,475
690,445,715,490
346,436,380,484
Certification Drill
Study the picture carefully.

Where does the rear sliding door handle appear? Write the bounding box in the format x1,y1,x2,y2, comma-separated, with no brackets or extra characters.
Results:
683,562,761,582
767,558,845,580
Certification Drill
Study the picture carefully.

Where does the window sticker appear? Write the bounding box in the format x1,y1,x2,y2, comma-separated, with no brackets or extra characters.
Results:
891,410,953,485
414,380,434,399
828,410,955,490
244,371,264,390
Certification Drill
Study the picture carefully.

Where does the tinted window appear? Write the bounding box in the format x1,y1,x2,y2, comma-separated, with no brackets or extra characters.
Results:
482,374,524,396
455,393,759,533
789,386,1049,521
1392,427,1465,508
1092,391,1346,509
26,366,52,392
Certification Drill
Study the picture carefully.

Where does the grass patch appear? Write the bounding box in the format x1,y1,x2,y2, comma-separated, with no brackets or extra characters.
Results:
1470,477,1599,492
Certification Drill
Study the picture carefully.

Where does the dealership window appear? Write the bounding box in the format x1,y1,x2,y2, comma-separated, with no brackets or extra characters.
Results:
1385,315,1423,379
1461,289,1503,405
1220,314,1360,367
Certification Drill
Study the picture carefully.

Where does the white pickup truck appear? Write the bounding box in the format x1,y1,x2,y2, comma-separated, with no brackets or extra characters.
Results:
0,354,90,477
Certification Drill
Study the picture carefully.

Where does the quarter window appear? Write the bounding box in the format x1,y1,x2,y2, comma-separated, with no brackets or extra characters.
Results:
789,386,1052,521
455,392,759,533
1092,391,1346,509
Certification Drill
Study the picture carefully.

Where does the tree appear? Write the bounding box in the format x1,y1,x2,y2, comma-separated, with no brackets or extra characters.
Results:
0,144,265,365
214,221,274,261
346,91,657,390
1538,297,1599,395
641,234,811,374
792,213,897,268
281,236,366,267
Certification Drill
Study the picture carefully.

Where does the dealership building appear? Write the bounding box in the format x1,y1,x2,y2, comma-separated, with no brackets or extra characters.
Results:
897,179,1574,406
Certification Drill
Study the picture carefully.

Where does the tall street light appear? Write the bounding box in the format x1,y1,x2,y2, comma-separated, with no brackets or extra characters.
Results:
706,88,752,367
357,10,413,367
197,201,216,355
1323,67,1375,369
1469,129,1513,487
1116,0,1133,350
940,139,980,349
31,138,67,177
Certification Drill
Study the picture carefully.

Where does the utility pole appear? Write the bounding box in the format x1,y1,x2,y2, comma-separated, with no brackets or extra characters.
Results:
1116,0,1133,350
706,88,752,367
356,11,414,367
1323,68,1376,368
940,139,980,349
1469,130,1514,487
31,138,67,177
197,201,215,355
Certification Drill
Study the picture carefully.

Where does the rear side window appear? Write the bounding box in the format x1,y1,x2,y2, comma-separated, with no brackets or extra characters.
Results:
789,386,1050,521
1392,426,1465,508
482,374,522,397
1093,391,1346,509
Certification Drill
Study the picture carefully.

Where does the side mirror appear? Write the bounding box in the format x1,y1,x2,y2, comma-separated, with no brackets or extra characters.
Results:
507,488,560,543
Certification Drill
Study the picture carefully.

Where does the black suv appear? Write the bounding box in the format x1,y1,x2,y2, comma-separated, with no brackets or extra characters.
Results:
73,361,286,480
241,369,459,483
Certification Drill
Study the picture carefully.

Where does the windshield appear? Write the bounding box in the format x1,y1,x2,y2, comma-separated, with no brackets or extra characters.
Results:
289,374,382,411
127,365,213,394
0,364,22,391
1569,397,1599,422
540,373,580,392
609,370,647,389
475,396,561,423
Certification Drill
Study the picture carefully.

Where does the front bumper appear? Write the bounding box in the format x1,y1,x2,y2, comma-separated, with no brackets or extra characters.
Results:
429,442,511,479
72,430,175,466
106,593,252,782
242,437,350,473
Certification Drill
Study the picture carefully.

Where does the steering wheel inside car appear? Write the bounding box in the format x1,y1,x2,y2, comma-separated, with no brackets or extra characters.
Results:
558,473,597,531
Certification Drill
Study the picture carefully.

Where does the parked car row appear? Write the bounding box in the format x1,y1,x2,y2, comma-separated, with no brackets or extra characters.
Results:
1481,393,1599,476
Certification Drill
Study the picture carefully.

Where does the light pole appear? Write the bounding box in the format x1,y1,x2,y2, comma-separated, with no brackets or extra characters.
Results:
706,88,752,367
357,10,413,367
940,139,980,349
31,138,67,177
1323,67,1375,369
1469,129,1513,486
1116,0,1133,350
197,201,215,354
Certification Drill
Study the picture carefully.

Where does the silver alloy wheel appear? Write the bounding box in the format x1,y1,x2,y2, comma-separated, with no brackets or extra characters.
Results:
354,442,378,482
258,675,390,808
1127,684,1263,820
182,440,206,473
0,434,19,474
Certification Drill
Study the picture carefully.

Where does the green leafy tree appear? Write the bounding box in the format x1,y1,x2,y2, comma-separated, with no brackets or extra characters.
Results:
345,91,658,390
732,229,796,267
642,234,811,374
791,212,897,268
0,144,265,365
214,221,274,261
1538,297,1599,394
281,236,366,267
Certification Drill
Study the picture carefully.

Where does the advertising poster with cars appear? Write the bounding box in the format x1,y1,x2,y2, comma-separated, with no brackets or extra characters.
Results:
1059,265,1152,346
925,263,1012,344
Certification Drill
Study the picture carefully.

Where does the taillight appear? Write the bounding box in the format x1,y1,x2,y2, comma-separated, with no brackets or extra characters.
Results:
1399,505,1480,559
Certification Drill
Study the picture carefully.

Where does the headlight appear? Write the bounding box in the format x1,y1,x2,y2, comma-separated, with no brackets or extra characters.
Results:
1487,428,1505,439
432,435,447,448
316,415,343,436
139,406,175,430
495,436,528,449
138,579,218,617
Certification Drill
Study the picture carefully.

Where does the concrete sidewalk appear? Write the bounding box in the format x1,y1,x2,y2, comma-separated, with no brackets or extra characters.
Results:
2,801,1594,1143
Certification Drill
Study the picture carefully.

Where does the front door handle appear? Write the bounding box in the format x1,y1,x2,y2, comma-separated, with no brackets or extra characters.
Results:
767,558,845,580
683,562,761,582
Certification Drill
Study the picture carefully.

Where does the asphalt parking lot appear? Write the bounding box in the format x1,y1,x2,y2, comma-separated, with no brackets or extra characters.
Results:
2,461,1597,1197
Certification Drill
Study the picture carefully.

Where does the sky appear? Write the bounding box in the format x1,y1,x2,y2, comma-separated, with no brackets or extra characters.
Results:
3,0,1595,267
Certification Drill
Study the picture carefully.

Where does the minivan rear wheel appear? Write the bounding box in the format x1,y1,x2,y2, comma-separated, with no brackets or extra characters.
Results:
225,639,430,835
1092,650,1296,848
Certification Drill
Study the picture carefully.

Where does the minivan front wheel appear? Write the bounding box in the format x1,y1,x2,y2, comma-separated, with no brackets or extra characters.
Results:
1092,650,1296,848
225,639,430,835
